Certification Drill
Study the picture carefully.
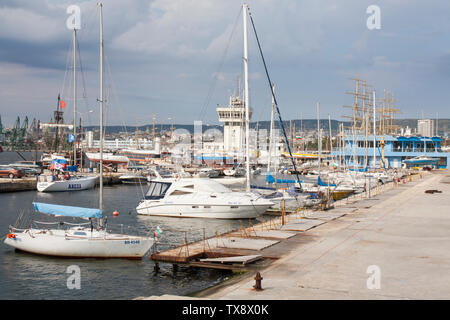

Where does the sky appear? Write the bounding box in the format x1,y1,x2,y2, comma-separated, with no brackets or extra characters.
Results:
1,0,450,127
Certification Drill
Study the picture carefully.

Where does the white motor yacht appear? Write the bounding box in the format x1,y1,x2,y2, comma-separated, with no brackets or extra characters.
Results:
136,178,274,219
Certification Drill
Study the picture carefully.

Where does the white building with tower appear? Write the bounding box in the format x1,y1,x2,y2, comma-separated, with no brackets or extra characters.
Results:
216,94,252,153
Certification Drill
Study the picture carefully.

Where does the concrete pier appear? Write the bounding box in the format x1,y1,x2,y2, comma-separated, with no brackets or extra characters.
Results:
194,170,450,299
0,177,37,192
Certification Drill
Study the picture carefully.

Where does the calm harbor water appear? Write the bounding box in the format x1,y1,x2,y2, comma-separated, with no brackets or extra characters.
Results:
0,153,261,299
0,184,257,299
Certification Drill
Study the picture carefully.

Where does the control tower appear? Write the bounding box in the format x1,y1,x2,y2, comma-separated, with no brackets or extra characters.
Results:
216,94,252,153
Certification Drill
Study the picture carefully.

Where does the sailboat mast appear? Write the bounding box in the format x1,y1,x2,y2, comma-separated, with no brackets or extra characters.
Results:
328,114,332,153
98,2,104,212
373,90,376,167
243,3,250,193
317,102,321,176
267,84,275,175
73,29,77,166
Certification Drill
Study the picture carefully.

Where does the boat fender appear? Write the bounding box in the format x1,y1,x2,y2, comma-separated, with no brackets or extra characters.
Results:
7,233,16,239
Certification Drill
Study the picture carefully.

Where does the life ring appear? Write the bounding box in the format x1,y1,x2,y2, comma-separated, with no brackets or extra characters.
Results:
7,233,16,239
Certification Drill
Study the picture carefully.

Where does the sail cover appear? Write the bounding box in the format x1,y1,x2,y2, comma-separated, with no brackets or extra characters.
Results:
33,202,102,219
266,174,301,184
318,176,337,187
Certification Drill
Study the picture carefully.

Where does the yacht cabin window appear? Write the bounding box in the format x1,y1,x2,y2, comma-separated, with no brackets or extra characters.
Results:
145,182,171,200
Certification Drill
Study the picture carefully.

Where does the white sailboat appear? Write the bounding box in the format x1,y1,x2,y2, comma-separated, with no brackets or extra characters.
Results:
4,3,154,259
37,172,98,192
37,21,97,193
4,203,153,259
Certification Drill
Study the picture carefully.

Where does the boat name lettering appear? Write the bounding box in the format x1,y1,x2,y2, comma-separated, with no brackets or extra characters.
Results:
124,240,141,245
68,184,82,189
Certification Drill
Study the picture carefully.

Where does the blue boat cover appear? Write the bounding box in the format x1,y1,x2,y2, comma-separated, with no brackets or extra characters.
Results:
318,176,337,187
33,202,102,218
265,174,302,184
51,159,68,164
348,167,368,172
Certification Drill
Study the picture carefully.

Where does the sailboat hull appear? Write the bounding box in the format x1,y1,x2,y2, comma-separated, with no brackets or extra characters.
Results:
37,176,98,192
4,229,154,259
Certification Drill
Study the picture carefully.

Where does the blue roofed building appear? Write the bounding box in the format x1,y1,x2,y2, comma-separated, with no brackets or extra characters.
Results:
331,133,450,169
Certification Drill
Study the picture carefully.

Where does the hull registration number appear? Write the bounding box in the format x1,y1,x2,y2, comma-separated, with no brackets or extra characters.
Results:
124,240,140,245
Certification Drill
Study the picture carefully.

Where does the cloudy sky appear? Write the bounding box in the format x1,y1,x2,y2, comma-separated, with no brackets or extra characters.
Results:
1,0,450,127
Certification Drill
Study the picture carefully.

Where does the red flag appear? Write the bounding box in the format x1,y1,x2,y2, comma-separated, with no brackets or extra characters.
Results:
60,100,66,109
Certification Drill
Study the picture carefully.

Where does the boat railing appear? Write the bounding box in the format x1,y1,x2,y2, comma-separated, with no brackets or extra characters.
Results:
8,225,28,232
31,220,91,229
392,148,446,153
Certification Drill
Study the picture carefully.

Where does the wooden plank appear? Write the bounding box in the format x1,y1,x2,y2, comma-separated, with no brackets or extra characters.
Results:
206,237,279,251
188,261,247,270
199,254,262,265
231,230,297,240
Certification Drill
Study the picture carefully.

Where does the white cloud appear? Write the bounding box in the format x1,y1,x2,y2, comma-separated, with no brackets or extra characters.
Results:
0,7,63,43
2,0,450,125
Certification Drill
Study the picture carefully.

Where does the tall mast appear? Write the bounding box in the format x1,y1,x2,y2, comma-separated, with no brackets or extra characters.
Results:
373,90,376,167
339,123,343,167
317,102,321,176
73,29,77,166
328,114,332,153
267,84,275,175
98,2,104,212
243,3,250,192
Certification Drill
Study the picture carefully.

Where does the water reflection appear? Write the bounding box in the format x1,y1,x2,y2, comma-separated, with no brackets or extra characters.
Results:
0,183,253,299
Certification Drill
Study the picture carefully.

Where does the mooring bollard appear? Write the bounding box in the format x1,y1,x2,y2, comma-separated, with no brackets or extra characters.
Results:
253,272,263,290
